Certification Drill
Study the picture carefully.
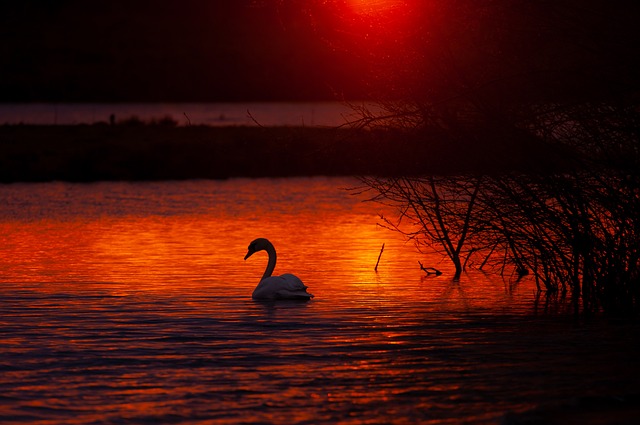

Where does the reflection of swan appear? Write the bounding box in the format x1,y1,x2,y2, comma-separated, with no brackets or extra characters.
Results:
244,238,314,300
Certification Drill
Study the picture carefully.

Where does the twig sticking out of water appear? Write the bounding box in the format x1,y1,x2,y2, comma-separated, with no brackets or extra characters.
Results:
419,261,442,276
183,112,192,126
247,109,264,127
375,243,385,271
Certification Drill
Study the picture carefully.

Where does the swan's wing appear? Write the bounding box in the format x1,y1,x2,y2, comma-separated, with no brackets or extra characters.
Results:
275,290,314,299
276,274,314,299
280,274,307,290
253,274,313,299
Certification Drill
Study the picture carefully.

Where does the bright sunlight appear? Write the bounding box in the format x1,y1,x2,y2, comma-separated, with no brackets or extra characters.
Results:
344,0,404,15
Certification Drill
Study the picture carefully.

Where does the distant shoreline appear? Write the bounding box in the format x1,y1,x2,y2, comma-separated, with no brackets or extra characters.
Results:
0,101,366,127
0,124,385,182
0,124,556,182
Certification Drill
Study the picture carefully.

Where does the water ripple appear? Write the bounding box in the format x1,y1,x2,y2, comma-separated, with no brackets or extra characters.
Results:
1,179,639,424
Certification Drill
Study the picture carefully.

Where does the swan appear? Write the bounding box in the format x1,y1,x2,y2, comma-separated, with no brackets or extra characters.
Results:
244,238,314,300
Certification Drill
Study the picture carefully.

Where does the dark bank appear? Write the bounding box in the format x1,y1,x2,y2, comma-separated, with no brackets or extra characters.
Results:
0,123,561,182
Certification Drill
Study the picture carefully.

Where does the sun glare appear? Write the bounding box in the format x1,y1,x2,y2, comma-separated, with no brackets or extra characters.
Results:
345,0,403,15
336,0,418,38
332,0,418,62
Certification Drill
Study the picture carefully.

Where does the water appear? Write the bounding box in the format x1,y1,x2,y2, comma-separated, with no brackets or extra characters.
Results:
0,102,372,127
1,178,639,424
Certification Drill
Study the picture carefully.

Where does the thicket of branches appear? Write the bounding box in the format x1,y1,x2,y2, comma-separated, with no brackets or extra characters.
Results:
349,1,640,316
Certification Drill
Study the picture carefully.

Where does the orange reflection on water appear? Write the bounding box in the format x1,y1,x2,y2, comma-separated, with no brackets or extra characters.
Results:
0,178,536,312
0,179,552,425
0,179,416,286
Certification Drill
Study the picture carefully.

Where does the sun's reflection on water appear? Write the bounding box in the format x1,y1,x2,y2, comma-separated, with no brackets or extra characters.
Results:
3,179,633,425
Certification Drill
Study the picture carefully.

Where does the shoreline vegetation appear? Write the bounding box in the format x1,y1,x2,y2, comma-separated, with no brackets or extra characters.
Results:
0,123,562,183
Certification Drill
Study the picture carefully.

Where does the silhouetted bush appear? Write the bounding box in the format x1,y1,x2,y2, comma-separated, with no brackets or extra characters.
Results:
119,115,145,126
152,115,178,127
354,1,640,317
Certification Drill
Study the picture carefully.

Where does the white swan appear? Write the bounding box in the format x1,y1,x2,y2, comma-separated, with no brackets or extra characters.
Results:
244,238,314,300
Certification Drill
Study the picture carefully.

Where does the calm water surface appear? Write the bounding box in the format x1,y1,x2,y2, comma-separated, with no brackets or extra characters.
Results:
1,178,638,424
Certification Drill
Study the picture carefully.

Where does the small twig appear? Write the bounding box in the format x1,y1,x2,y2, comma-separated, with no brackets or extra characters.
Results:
419,261,442,276
247,109,264,127
374,243,385,271
478,242,498,270
183,112,192,126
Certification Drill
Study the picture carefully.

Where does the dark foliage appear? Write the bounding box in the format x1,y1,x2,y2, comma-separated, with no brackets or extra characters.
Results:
354,1,640,317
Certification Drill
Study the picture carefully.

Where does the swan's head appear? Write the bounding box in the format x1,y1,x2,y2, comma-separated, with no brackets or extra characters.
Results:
244,238,270,260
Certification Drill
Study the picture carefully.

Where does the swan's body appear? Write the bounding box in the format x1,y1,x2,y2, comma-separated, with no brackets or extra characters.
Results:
244,238,313,300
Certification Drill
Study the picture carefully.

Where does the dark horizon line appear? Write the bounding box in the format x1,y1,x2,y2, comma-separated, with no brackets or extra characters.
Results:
0,96,374,104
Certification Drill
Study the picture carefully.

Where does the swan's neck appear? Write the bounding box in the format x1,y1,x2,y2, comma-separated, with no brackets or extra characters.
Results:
262,243,277,280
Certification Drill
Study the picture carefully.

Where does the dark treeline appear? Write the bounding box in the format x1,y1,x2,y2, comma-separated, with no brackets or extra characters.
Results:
0,122,554,182
0,117,550,183
349,1,640,317
0,125,366,182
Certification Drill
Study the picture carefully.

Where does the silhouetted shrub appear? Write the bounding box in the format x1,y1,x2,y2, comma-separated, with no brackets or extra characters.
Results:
119,115,145,126
355,1,640,317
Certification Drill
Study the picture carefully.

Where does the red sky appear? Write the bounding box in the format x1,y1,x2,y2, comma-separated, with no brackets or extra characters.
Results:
1,0,418,102
2,1,638,103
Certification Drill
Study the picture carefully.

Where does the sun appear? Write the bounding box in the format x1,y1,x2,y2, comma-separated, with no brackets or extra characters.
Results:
312,0,422,77
336,0,415,46
344,0,403,15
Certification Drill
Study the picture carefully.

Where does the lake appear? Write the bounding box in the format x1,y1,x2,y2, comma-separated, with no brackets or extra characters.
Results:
1,177,639,424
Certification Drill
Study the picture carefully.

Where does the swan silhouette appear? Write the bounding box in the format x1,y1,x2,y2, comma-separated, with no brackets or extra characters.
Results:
244,238,314,300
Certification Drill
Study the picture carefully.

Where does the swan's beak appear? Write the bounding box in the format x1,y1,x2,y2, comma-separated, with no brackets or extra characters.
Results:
244,250,254,260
